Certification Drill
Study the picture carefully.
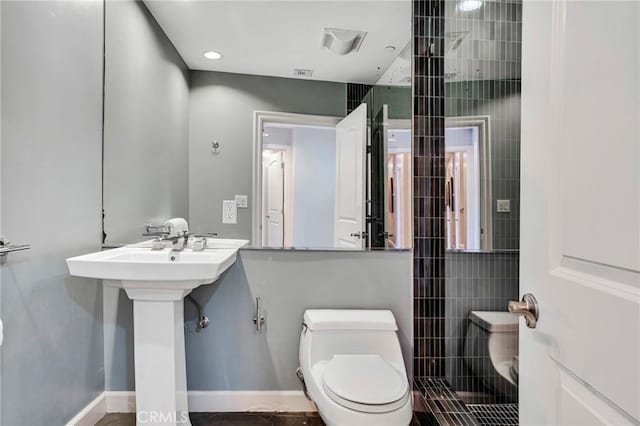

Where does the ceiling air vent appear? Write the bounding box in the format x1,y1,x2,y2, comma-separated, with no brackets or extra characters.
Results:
293,68,314,78
322,28,367,56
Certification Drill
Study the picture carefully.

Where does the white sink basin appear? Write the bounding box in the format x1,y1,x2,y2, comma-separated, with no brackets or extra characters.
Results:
66,239,248,426
67,246,239,285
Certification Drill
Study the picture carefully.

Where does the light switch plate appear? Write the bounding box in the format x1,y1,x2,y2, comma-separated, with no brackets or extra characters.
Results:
497,199,511,213
222,200,238,224
235,195,248,209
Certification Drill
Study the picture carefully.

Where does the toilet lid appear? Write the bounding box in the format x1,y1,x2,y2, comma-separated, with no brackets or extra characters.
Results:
322,354,408,406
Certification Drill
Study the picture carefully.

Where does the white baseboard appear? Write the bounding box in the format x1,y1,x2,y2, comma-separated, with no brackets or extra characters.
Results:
105,391,137,413
65,392,106,426
101,390,316,414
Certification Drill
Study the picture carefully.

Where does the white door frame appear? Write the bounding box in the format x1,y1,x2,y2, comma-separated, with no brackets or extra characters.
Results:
445,115,493,250
252,111,342,246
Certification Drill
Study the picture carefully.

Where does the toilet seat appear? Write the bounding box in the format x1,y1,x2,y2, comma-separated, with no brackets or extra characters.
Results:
322,354,409,413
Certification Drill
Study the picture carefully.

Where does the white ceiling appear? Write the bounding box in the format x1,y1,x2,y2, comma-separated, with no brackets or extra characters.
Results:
143,0,411,84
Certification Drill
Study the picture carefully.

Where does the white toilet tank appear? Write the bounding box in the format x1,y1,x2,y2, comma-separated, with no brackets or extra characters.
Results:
299,310,405,370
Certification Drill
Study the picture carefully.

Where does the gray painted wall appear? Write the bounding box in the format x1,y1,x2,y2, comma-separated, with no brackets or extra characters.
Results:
106,250,413,391
1,1,104,424
188,71,346,238
372,85,412,120
103,0,190,245
291,128,336,248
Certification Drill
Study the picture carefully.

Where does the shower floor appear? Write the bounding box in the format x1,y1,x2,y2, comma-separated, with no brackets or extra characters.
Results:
467,404,519,426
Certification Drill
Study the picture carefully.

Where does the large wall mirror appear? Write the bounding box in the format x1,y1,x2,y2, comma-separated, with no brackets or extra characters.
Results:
443,1,521,253
103,0,412,251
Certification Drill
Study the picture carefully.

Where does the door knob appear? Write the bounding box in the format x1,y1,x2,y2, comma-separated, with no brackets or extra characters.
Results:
350,232,368,239
509,293,539,329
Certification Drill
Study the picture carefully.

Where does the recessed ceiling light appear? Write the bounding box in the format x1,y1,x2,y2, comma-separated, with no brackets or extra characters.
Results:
203,50,223,60
458,0,483,12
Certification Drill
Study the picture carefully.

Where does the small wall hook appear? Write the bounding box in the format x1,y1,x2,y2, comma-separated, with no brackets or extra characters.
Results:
253,297,265,332
211,141,220,154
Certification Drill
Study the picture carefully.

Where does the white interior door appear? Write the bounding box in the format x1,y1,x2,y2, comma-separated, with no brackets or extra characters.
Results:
262,150,284,247
520,1,640,425
334,104,366,248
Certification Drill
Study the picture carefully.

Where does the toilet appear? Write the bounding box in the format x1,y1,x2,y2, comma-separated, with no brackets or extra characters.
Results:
298,309,413,426
463,311,519,399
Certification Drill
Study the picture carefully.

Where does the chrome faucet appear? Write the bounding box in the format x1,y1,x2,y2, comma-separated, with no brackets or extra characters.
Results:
144,224,218,251
190,233,219,251
150,231,188,251
144,224,188,251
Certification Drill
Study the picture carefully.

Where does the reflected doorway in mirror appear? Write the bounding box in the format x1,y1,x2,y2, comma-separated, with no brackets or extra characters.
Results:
445,115,492,252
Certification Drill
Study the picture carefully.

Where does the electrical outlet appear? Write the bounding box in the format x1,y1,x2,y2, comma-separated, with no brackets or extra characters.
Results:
497,199,511,213
222,200,237,224
235,195,248,209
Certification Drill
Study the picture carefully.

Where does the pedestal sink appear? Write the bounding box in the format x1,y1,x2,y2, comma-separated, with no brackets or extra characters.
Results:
67,238,248,425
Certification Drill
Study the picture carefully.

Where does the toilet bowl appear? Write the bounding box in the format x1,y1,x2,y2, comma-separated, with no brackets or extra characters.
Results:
298,310,413,426
463,311,519,400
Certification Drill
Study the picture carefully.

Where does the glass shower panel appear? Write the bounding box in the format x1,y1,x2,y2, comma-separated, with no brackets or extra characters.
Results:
443,0,522,421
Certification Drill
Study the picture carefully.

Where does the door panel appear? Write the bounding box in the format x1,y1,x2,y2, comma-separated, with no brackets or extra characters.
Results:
558,369,636,426
263,151,284,247
521,1,640,424
334,104,366,248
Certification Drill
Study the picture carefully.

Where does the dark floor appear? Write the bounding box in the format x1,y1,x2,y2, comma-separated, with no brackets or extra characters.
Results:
467,404,518,426
96,412,423,426
414,378,480,426
96,412,324,426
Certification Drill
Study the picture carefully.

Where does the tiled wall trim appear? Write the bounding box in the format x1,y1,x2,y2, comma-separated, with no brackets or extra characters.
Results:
413,0,447,379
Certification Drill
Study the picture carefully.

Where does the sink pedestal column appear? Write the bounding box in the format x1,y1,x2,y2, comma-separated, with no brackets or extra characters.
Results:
126,286,193,426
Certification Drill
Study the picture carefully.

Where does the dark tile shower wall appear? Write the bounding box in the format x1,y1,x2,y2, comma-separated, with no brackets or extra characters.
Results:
413,0,446,380
412,0,523,419
347,83,373,114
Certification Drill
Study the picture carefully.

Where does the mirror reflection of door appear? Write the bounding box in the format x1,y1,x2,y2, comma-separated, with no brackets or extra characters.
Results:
262,150,285,247
445,116,491,251
386,123,412,249
258,112,350,248
256,103,407,250
334,104,366,249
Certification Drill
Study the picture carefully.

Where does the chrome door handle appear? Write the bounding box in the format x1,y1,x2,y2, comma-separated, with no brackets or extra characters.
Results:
509,293,539,329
